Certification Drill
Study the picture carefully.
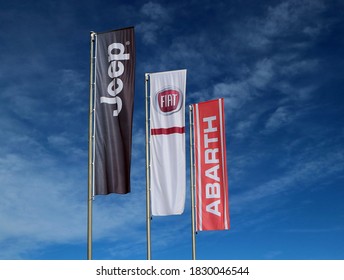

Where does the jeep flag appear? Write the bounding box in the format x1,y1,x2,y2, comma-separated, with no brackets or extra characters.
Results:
193,98,230,231
149,70,187,215
94,27,135,195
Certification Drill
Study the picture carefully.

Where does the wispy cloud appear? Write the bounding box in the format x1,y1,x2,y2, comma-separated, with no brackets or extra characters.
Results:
141,1,170,21
0,153,84,258
264,106,294,131
0,139,149,259
136,2,171,45
232,147,344,216
209,0,327,140
231,0,326,52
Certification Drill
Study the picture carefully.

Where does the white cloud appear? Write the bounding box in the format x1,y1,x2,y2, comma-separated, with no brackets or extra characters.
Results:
136,22,160,45
141,2,169,21
212,58,275,116
280,59,319,76
248,58,274,89
137,2,171,45
232,0,326,52
58,69,87,105
213,81,251,111
265,106,293,131
0,142,149,259
232,148,344,214
48,134,72,148
232,112,260,139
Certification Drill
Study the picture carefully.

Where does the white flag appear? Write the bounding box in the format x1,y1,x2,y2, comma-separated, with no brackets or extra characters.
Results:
149,70,187,216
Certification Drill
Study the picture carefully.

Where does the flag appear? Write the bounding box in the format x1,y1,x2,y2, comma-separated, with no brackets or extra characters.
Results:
94,27,135,195
149,70,187,215
193,98,229,231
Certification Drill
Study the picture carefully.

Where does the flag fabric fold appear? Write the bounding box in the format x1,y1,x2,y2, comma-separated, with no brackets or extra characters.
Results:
149,70,187,216
193,98,230,231
94,27,135,195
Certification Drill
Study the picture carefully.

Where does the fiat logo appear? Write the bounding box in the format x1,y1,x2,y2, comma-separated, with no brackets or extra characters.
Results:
154,87,183,115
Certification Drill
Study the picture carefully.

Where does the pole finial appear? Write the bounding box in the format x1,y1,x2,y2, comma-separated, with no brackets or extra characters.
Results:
90,31,96,41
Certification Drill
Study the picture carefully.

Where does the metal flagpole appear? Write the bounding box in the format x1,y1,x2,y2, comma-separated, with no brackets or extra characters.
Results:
87,31,96,260
145,73,152,260
189,105,197,260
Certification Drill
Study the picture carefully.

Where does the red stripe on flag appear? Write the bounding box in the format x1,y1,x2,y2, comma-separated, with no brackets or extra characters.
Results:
151,127,185,135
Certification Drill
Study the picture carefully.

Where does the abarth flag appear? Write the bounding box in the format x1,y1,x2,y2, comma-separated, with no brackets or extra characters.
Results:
149,69,187,215
94,27,135,195
193,98,229,231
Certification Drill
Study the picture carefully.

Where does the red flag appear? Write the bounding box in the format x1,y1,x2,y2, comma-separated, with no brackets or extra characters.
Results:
193,98,230,231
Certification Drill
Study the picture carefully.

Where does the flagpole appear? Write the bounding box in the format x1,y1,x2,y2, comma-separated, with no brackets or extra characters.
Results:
189,105,197,260
145,73,152,260
87,31,96,260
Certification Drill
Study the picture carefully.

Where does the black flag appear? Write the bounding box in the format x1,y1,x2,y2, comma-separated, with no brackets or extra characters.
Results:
94,27,135,195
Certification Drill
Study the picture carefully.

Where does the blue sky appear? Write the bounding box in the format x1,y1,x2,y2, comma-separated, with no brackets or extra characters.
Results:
0,0,343,260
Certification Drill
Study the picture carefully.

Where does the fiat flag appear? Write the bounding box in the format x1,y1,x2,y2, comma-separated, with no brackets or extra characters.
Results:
94,27,135,195
149,70,187,215
193,98,230,231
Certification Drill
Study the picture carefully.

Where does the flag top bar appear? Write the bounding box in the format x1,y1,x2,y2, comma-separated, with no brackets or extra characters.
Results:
146,69,187,76
94,26,135,35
